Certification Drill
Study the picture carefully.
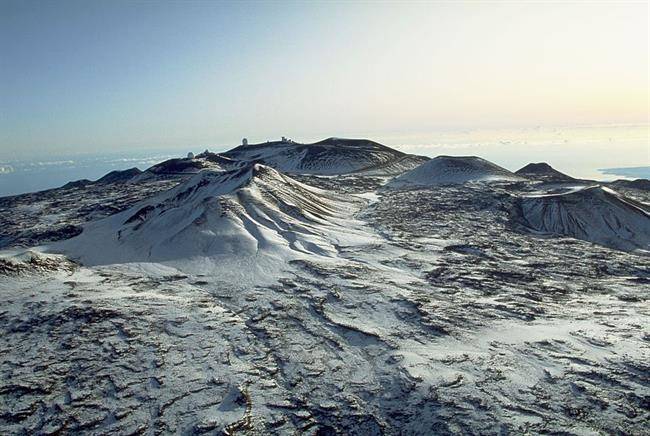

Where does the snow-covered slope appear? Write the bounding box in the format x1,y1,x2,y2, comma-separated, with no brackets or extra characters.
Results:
513,185,650,252
54,165,365,281
131,154,243,182
221,137,427,176
389,155,524,187
4,156,650,434
515,162,575,181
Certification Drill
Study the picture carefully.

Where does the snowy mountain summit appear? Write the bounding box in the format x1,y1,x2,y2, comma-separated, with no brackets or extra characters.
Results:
220,137,428,175
56,164,365,280
389,155,524,187
515,162,575,181
513,185,650,252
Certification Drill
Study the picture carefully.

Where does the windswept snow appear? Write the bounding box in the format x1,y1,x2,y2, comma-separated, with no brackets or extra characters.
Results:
1,144,649,434
53,164,370,282
513,185,650,252
389,155,524,187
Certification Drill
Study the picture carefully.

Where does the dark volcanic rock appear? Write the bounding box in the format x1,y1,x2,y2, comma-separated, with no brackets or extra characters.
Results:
61,179,93,189
515,162,575,181
147,158,207,175
609,178,650,191
95,167,142,184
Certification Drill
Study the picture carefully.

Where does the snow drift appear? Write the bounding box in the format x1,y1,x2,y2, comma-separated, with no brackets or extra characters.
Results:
512,185,650,252
221,137,427,176
54,165,365,280
389,156,523,187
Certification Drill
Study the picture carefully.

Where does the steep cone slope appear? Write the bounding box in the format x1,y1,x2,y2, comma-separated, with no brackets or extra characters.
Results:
515,163,575,181
221,137,428,176
513,186,650,252
54,165,365,279
389,156,523,187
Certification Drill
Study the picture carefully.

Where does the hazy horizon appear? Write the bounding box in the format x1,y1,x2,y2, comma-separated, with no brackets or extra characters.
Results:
1,123,647,197
1,1,648,159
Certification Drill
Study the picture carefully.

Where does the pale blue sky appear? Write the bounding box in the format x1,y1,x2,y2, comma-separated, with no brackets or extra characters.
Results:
1,1,648,159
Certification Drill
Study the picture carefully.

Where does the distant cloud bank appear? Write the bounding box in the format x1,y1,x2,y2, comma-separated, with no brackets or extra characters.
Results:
30,160,76,167
0,165,14,174
599,166,650,179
